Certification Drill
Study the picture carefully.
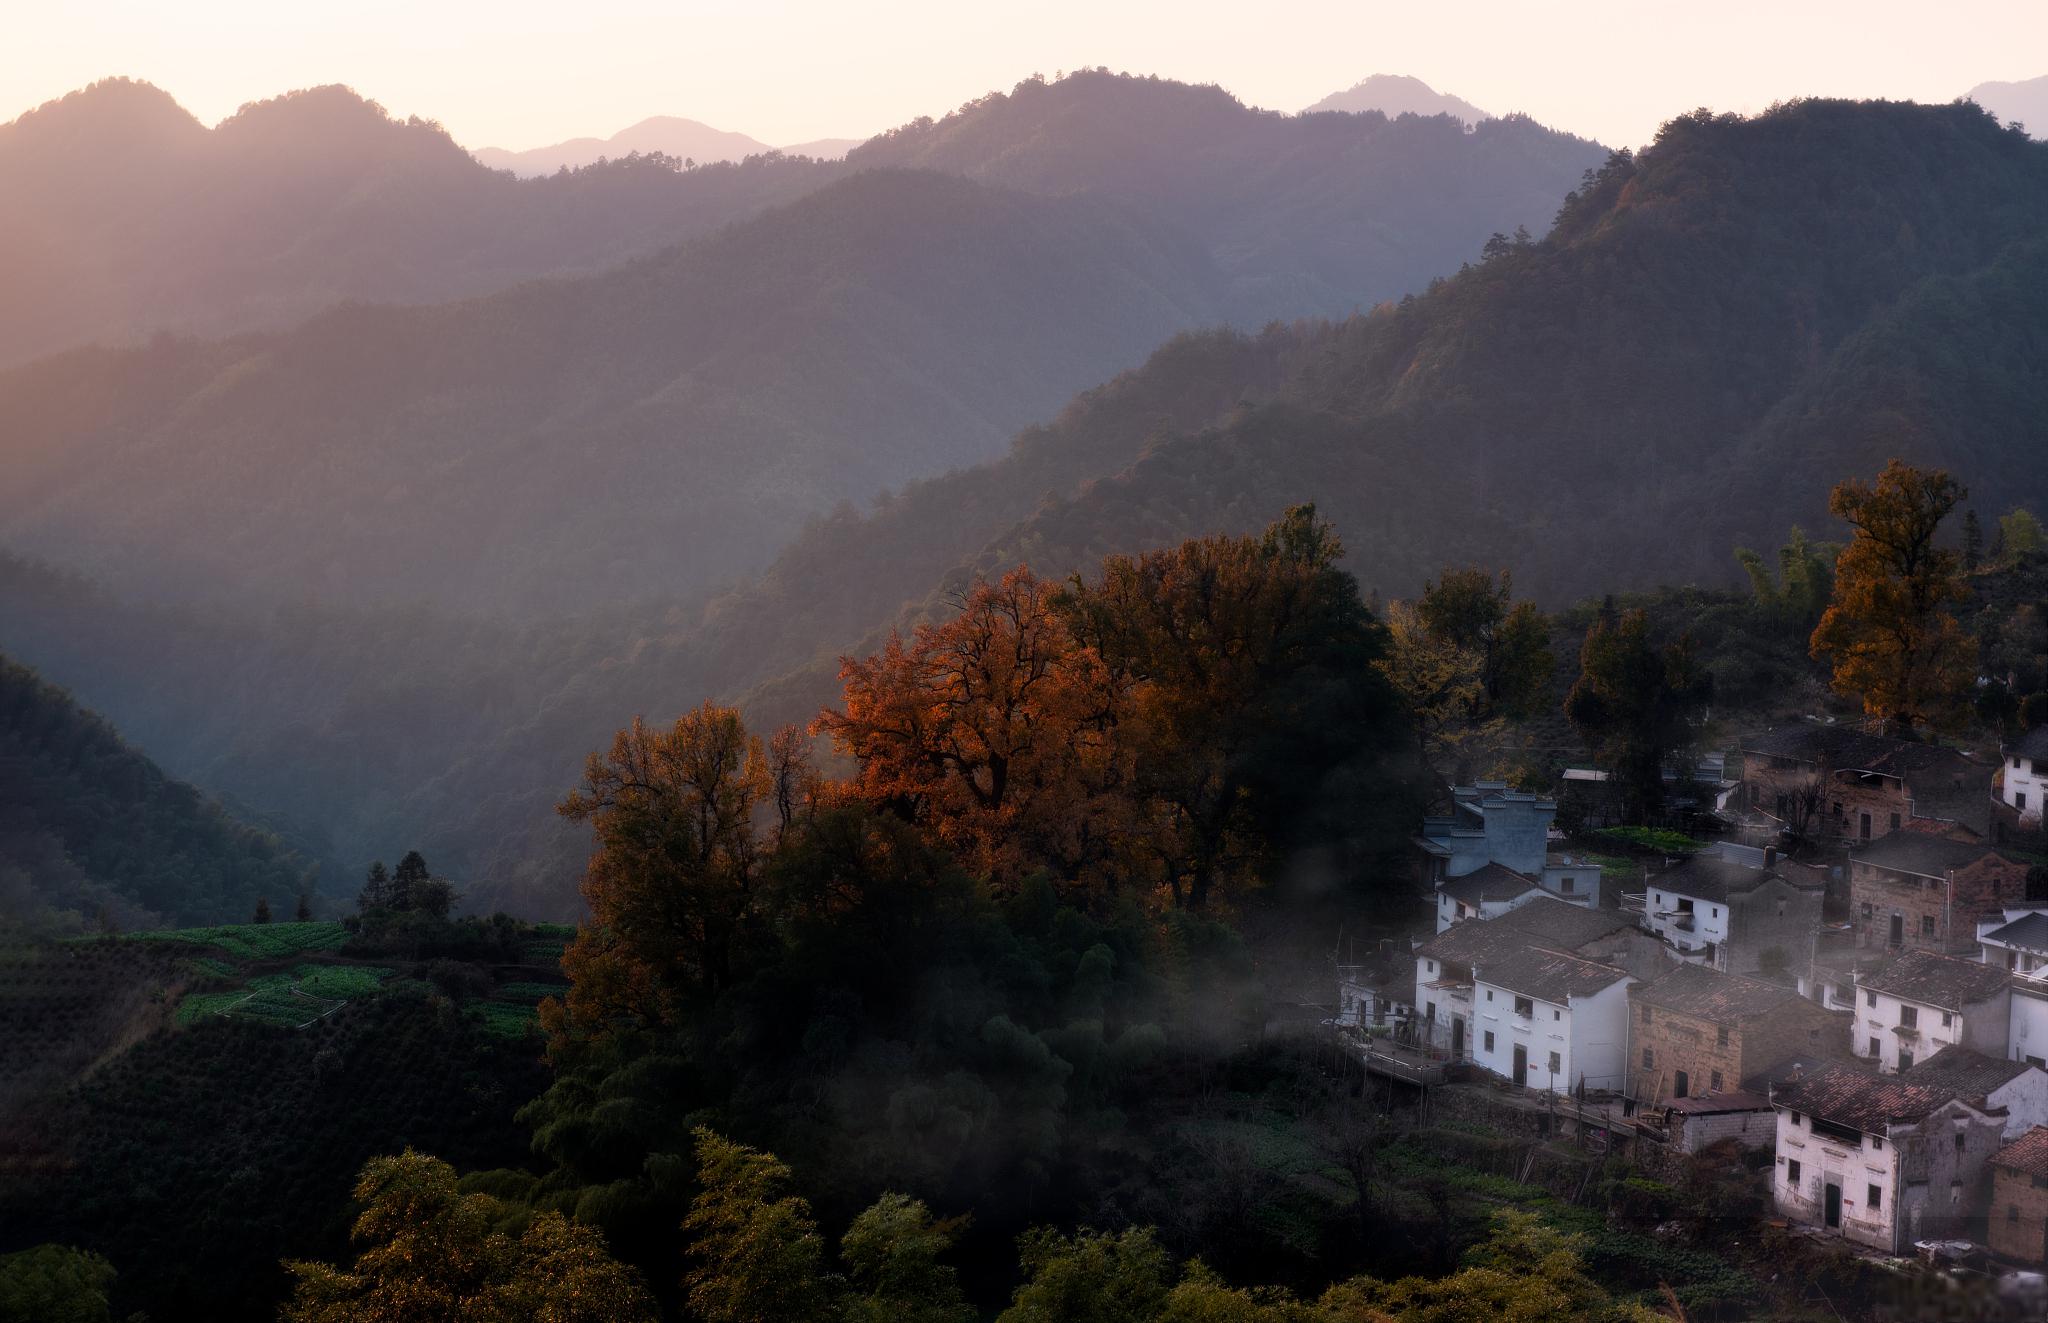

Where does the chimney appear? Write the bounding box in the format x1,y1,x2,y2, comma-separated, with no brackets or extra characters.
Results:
1764,846,1778,868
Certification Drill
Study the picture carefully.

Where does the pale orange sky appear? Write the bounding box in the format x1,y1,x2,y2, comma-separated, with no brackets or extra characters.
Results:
6,0,2043,151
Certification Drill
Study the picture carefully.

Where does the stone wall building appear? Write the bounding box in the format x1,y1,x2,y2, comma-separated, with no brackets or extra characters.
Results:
1847,834,2031,955
1740,726,1990,845
1627,964,1845,1104
1987,1126,2048,1266
1639,848,1826,977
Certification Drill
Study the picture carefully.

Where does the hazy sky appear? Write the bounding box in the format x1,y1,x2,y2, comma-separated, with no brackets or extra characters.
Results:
7,0,2043,151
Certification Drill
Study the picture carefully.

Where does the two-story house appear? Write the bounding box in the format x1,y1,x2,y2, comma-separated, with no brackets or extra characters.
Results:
1979,908,2048,978
1740,725,1990,844
1849,833,2031,954
1994,727,2048,842
1900,1046,2048,1141
1852,948,2012,1074
1639,846,1826,976
1626,964,1845,1105
1418,783,1601,932
1987,1126,2048,1266
1411,897,1670,1060
1770,1062,2008,1253
1468,944,1633,1095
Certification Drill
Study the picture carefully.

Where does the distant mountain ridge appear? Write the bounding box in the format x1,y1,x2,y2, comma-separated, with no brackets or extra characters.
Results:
0,79,843,366
1305,73,1488,124
1969,74,2048,138
473,114,826,175
0,69,1606,614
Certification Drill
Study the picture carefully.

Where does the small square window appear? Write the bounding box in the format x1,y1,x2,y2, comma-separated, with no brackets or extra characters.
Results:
1514,996,1533,1018
1552,1009,1561,1021
1866,990,1877,1008
1872,1137,1882,1151
1941,1011,1952,1028
1900,1005,1918,1029
1717,1025,1730,1048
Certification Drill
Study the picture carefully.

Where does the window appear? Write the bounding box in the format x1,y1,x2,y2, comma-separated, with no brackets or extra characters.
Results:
1920,916,1936,937
1868,1037,1880,1057
2018,792,2029,813
1867,1184,1882,1211
1561,877,1575,892
1485,990,1493,1002
1484,1031,1495,1052
1426,1002,1436,1021
1426,961,1435,974
1717,1025,1730,1048
1872,1137,1882,1151
1710,1070,1722,1091
1712,907,1720,919
1899,1049,1914,1070
1553,1009,1561,1021
1941,1011,1952,1029
1514,996,1533,1018
1955,1131,1966,1152
1642,1048,1655,1069
1787,1159,1802,1186
1548,1051,1561,1074
1791,1112,1803,1126
1677,897,1695,914
1900,1005,1918,1029
1866,990,1877,1008
1860,902,1874,920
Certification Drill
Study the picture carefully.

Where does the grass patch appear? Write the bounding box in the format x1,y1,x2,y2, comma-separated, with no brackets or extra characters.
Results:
491,981,567,1003
470,1001,541,1040
127,922,351,960
1593,826,1706,856
293,965,393,999
174,989,251,1026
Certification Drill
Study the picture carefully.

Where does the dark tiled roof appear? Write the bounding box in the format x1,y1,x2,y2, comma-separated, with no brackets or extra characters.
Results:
1440,862,1537,906
1415,897,1630,970
1899,1045,2034,1100
1650,855,1773,905
1744,1053,1854,1093
1774,1063,1956,1132
1861,949,2012,1009
2009,728,2048,764
1741,725,1970,779
1984,911,2048,955
1854,832,2005,879
1667,1089,1772,1114
1633,964,1804,1022
1473,944,1629,1004
1991,1126,2048,1180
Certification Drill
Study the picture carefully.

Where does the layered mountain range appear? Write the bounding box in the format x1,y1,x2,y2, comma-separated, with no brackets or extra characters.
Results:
4,78,2046,918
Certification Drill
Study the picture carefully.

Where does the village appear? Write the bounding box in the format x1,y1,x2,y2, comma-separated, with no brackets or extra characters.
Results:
1331,720,2048,1279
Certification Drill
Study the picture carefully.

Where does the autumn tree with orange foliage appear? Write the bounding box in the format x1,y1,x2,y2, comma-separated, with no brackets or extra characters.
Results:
817,567,1131,892
545,703,807,1043
1809,461,1975,734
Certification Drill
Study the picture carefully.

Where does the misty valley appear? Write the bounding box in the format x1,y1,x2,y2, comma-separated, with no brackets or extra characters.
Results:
5,39,2048,1323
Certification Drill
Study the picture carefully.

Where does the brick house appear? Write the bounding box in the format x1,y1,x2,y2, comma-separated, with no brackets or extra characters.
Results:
1988,1126,2048,1266
1770,1063,2008,1253
1851,949,2012,1074
1740,726,1990,844
1627,963,1845,1104
1848,833,2031,954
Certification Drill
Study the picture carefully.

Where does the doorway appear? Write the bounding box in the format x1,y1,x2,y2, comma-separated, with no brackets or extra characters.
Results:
1860,812,1872,840
1824,1182,1841,1230
1889,913,1903,947
1451,1017,1464,1057
1512,1044,1527,1087
1674,1070,1689,1098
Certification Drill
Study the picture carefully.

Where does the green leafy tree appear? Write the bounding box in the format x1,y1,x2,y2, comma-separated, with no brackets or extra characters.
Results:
1809,461,1974,733
2000,506,2045,558
281,1150,655,1323
996,1225,1174,1323
683,1128,836,1323
1415,567,1553,720
839,1193,975,1323
1565,609,1711,822
358,860,392,913
0,1244,116,1323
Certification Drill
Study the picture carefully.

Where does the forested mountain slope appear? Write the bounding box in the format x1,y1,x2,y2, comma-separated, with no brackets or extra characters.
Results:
0,169,1227,611
7,98,2046,918
0,653,306,929
0,79,841,367
852,69,1600,321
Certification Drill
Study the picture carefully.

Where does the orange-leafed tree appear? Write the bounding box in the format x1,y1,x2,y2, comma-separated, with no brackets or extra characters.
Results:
546,703,775,1043
1809,461,1975,734
817,568,1128,891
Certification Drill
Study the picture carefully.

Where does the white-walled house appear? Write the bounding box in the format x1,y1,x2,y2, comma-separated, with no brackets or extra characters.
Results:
1468,945,1633,1094
1419,784,1599,930
1771,1063,2009,1253
1433,863,1542,932
1639,845,1827,977
1998,728,2048,835
2011,969,2048,1070
1851,948,2011,1074
1901,1046,2048,1140
1979,909,2048,978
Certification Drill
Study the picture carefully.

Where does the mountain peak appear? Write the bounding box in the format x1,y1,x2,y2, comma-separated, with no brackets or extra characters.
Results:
1304,74,1488,125
2,76,204,150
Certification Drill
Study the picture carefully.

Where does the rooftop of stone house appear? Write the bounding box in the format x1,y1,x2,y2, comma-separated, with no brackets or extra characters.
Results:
1900,1044,2036,1100
1772,1062,1960,1133
1990,1125,2048,1180
1632,963,1807,1022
